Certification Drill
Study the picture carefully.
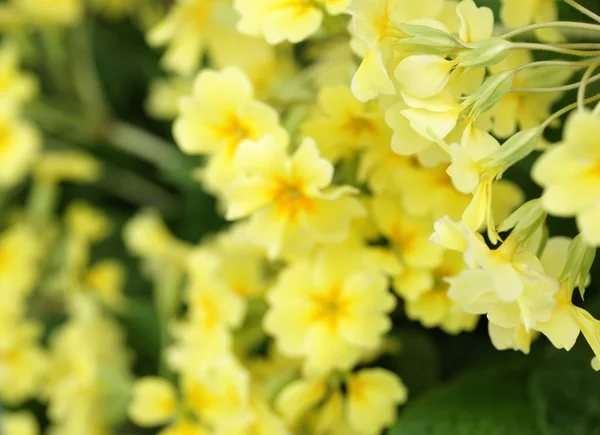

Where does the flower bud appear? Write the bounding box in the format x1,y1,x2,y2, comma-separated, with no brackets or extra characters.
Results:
463,71,515,120
559,234,596,297
482,128,540,178
457,38,513,72
396,23,464,55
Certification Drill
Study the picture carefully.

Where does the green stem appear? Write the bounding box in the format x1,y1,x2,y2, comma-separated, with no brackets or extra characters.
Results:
104,121,187,172
541,93,600,130
564,0,600,24
578,61,600,109
509,59,594,75
512,42,600,57
70,22,111,123
154,265,182,379
511,71,600,92
500,21,600,40
26,177,59,228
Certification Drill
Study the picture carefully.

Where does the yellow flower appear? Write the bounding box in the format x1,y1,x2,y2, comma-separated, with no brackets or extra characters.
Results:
160,420,208,435
0,43,37,110
532,110,600,246
0,320,46,405
348,0,445,101
264,247,395,374
225,136,364,259
146,77,194,120
371,195,444,269
124,209,192,269
34,150,103,184
12,0,83,26
45,296,131,434
0,223,41,298
235,0,346,45
301,85,390,162
1,411,39,435
168,249,245,373
129,377,178,427
0,109,41,188
85,259,127,311
275,368,406,434
65,201,112,243
209,223,269,298
174,67,287,195
345,368,408,434
182,358,252,431
489,50,571,138
396,251,479,334
500,0,562,42
432,217,560,348
147,0,217,75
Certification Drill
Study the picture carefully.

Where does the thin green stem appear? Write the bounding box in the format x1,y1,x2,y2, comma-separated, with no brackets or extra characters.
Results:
154,265,182,380
593,100,600,115
511,71,600,92
26,177,59,228
541,93,600,130
578,61,600,109
564,0,600,24
70,23,111,123
512,42,600,57
500,21,600,40
104,121,187,172
509,59,593,76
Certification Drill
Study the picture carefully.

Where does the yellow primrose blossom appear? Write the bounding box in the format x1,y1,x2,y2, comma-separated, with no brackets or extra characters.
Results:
45,296,131,435
395,251,479,334
0,43,37,110
0,222,41,298
276,368,407,434
235,0,349,45
12,0,83,26
174,67,288,195
209,223,269,298
147,0,217,75
264,247,395,374
1,411,39,435
371,195,444,269
489,50,572,138
302,85,390,162
0,109,41,188
500,0,562,42
167,249,245,374
347,0,445,101
34,150,103,184
532,110,600,246
65,201,112,243
431,216,560,350
0,319,46,404
124,209,192,269
84,259,127,311
225,136,364,259
357,140,420,199
129,377,178,427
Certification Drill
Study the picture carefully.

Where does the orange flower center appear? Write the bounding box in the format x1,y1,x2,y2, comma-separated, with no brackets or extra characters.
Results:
273,179,315,221
310,286,351,330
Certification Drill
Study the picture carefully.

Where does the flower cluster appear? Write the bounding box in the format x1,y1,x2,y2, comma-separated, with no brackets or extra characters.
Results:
1,0,600,433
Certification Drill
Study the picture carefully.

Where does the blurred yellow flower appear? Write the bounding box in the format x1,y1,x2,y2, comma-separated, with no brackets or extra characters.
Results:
533,110,600,246
225,136,364,258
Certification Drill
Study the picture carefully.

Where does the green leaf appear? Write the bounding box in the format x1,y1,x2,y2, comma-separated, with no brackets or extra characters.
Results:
388,365,542,435
380,328,440,399
530,344,600,435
